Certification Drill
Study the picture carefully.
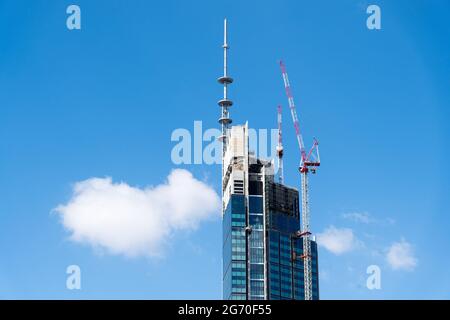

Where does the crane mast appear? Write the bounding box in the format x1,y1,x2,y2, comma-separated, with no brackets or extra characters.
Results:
276,105,284,184
279,60,320,301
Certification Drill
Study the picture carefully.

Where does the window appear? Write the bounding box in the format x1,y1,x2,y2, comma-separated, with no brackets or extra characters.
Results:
249,214,263,229
250,264,264,280
250,280,265,296
233,180,244,194
249,196,263,213
250,248,264,263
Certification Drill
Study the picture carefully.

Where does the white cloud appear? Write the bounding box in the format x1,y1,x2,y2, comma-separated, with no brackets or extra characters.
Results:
342,212,372,224
54,169,220,258
386,239,418,271
316,226,361,255
342,211,395,226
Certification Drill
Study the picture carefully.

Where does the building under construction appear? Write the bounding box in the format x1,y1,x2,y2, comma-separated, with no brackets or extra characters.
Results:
219,20,320,300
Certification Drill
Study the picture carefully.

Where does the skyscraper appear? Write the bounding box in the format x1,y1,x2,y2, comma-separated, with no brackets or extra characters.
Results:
218,21,319,301
221,125,319,300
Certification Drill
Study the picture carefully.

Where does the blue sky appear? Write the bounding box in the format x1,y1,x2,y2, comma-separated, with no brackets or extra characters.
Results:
0,0,449,299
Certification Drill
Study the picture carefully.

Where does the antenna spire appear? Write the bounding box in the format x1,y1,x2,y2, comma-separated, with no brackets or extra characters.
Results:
223,18,228,77
218,18,233,153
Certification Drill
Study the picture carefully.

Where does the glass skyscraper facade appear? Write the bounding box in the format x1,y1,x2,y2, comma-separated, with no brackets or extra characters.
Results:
223,194,247,300
266,182,319,300
222,125,319,300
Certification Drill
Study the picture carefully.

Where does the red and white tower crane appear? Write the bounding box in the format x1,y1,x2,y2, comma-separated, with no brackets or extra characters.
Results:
279,60,320,300
276,105,284,184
